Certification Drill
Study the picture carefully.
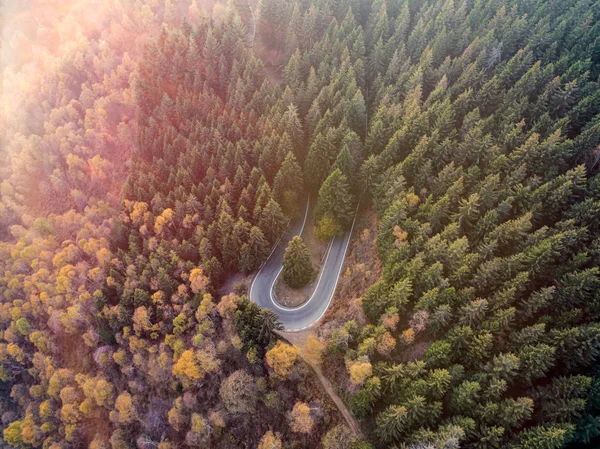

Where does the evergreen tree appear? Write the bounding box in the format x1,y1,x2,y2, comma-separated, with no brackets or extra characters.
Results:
273,152,304,215
515,424,575,449
282,236,314,288
331,144,356,186
315,169,355,241
6,2,600,448
304,131,338,193
259,199,288,243
240,226,271,273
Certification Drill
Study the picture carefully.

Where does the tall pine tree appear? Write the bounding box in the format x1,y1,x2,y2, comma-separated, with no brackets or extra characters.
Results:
315,169,355,241
282,236,314,288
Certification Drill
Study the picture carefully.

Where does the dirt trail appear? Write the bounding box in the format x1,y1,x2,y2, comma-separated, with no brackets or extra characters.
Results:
277,330,365,440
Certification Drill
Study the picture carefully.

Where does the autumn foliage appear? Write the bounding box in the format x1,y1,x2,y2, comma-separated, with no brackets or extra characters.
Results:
3,0,600,448
266,341,300,377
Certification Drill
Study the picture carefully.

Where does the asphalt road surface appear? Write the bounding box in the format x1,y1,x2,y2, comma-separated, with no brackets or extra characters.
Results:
249,197,357,331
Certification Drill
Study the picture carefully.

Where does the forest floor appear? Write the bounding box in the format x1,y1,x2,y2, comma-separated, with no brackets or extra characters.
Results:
273,203,329,307
273,275,311,306
218,272,251,297
319,207,381,327
278,330,365,440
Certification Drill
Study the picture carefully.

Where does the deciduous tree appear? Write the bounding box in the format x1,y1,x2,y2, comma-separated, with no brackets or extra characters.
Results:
289,402,315,433
266,341,300,377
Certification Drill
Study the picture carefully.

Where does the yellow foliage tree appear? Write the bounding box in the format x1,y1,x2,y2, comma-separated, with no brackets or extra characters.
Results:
7,343,25,362
95,247,110,265
39,400,53,419
217,293,240,318
189,268,209,294
406,192,420,209
154,216,167,235
314,214,341,242
393,225,408,248
266,341,299,377
195,293,215,321
78,375,115,408
153,208,174,235
377,332,396,356
172,350,202,386
168,397,187,431
61,403,81,424
89,435,110,449
132,306,151,335
304,334,325,365
400,328,415,345
113,349,126,366
196,344,221,375
190,413,207,434
348,360,372,386
115,391,135,423
92,378,115,407
258,430,283,449
381,312,400,331
20,413,43,446
289,402,314,433
3,421,24,448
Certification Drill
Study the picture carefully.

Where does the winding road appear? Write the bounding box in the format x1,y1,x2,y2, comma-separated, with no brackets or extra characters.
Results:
249,197,357,331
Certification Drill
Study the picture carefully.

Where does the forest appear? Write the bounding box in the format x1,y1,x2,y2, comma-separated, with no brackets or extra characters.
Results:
1,0,600,448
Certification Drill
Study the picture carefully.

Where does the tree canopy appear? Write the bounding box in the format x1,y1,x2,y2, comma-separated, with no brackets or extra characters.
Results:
282,236,314,288
2,0,600,448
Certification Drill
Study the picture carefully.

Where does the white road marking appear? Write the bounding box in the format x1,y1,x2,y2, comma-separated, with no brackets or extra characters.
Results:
251,197,361,333
299,195,310,234
269,197,312,310
305,202,360,329
249,196,309,302
270,236,333,311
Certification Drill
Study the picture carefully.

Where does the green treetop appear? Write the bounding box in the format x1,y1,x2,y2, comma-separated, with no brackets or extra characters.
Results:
273,152,304,215
315,168,355,241
282,236,314,288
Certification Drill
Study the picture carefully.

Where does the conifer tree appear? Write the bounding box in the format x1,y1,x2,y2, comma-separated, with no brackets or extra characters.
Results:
315,169,354,241
282,236,314,288
304,131,337,193
259,199,287,243
6,2,600,448
273,152,304,215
